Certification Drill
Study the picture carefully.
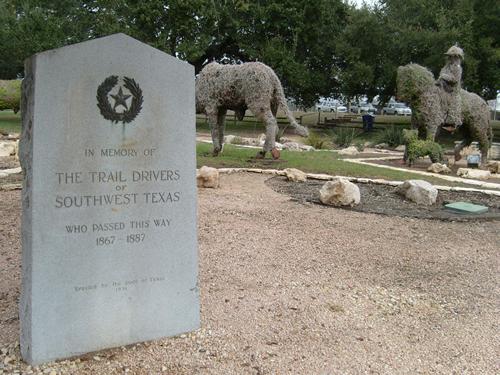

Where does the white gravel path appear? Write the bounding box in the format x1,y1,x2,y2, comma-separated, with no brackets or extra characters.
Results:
0,173,498,374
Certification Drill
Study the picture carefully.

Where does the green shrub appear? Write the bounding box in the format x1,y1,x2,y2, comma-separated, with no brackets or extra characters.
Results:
331,128,361,148
305,131,330,149
354,140,365,151
0,80,21,113
376,126,405,147
403,129,443,165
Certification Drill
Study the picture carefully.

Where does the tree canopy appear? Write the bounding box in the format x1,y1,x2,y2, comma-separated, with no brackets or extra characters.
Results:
0,0,498,107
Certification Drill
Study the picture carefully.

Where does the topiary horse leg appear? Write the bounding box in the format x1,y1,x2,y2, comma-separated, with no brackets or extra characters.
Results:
253,107,279,159
206,110,221,156
217,109,227,153
476,132,490,166
454,139,470,161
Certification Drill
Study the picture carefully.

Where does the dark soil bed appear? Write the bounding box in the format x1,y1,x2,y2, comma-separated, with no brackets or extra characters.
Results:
266,176,500,221
370,157,500,184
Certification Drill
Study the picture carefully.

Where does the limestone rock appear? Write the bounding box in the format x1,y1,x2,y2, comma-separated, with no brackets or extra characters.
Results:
284,168,307,182
395,145,406,152
456,168,491,180
14,140,19,160
224,135,237,144
7,133,20,140
427,163,451,174
337,146,359,156
319,178,360,207
375,143,389,149
485,161,500,174
397,180,437,205
300,145,315,151
197,166,220,188
282,142,300,151
0,141,16,157
459,145,479,158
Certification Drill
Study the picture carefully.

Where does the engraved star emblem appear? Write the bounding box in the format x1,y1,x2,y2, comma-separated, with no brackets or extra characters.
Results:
110,87,131,110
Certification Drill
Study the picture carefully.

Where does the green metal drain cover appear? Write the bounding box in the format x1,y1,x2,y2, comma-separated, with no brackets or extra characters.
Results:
444,201,489,214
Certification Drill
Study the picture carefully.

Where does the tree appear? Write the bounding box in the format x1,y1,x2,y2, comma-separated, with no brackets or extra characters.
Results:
377,0,498,99
0,0,350,107
0,0,496,105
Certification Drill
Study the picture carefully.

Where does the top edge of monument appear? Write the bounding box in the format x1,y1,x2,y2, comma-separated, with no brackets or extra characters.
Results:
25,33,193,71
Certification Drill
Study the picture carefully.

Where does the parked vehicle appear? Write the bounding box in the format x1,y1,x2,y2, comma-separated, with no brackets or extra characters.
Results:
383,102,412,115
316,97,348,113
316,97,337,112
351,102,376,114
333,105,348,113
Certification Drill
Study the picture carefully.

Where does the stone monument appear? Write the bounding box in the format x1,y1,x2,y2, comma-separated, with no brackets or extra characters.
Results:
19,34,199,364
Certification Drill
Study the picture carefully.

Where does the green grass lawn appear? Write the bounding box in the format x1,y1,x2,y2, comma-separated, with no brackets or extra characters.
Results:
2,108,497,189
0,111,21,134
196,142,494,189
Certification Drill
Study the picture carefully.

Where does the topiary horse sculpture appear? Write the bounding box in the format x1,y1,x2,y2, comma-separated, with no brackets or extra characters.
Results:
397,64,492,165
195,62,309,159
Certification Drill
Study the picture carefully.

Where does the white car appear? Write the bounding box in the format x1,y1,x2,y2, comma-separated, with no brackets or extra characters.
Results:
383,103,412,115
316,97,348,112
351,102,376,114
316,97,337,112
333,105,348,113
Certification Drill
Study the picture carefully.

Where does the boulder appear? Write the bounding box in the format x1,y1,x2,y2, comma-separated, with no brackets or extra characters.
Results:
456,168,491,180
224,135,237,144
14,140,19,160
319,178,360,207
427,163,451,174
458,144,479,158
397,180,437,205
284,168,307,182
337,146,359,156
485,161,500,174
0,141,16,157
375,143,389,149
197,166,220,188
394,145,406,152
282,142,300,151
300,145,315,152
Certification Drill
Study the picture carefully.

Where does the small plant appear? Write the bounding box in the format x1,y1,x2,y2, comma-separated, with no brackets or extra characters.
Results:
332,128,360,148
275,125,288,142
403,129,443,165
354,140,365,152
305,131,330,149
376,126,405,148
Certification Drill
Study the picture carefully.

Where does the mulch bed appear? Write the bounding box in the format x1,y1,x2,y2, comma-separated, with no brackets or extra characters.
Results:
370,157,500,184
266,176,500,221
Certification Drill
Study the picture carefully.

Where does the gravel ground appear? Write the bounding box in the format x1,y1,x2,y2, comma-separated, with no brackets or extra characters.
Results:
1,172,499,374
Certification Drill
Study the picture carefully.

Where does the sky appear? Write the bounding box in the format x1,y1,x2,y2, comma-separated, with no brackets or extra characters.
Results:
348,0,380,8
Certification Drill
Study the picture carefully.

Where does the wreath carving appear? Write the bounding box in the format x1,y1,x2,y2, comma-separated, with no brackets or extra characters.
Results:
96,75,143,124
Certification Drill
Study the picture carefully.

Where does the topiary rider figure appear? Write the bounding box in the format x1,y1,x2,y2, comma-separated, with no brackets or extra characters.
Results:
436,45,464,132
